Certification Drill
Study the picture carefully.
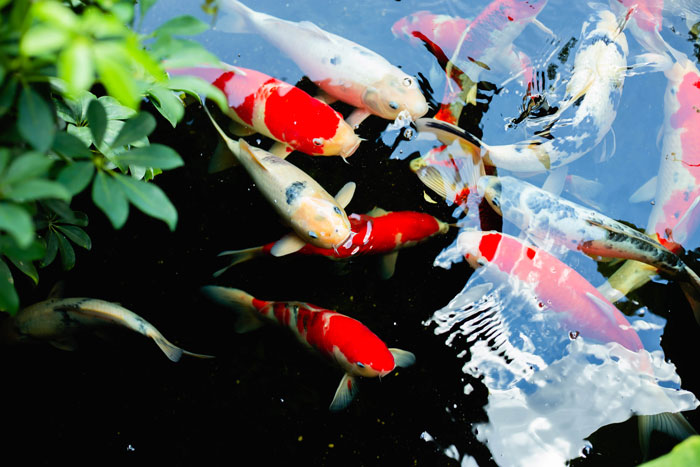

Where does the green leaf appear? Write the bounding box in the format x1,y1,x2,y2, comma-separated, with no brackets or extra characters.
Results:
4,152,54,185
114,173,177,230
0,203,34,248
92,171,128,229
0,237,45,262
6,179,71,202
639,435,700,466
0,149,10,178
147,85,184,127
31,0,79,31
167,75,228,113
55,231,75,270
52,131,93,159
87,99,108,148
94,44,140,109
57,161,95,196
0,258,19,314
20,24,70,56
154,15,209,36
151,36,220,66
113,144,183,170
42,199,79,225
0,75,18,118
66,124,93,148
8,255,39,285
17,86,56,152
58,37,94,95
97,95,137,120
55,224,91,250
110,112,156,148
62,90,97,124
40,230,58,267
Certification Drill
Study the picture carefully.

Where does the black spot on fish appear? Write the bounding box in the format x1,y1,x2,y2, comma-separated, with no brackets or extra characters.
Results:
330,56,340,65
285,181,306,205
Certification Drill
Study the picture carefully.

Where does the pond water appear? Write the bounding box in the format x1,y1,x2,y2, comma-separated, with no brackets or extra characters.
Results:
3,0,700,465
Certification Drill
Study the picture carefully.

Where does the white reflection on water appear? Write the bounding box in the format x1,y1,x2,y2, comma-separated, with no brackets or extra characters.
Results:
429,247,699,466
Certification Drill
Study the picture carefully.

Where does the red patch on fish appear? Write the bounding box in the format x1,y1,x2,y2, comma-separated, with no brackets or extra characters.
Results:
479,232,502,262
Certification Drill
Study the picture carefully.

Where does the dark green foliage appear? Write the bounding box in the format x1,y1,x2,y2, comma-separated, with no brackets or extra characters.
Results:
0,0,228,314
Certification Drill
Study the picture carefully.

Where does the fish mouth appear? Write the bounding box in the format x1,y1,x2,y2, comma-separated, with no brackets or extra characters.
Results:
340,137,362,158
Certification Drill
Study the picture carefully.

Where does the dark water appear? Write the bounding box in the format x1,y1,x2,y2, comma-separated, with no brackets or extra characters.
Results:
3,0,700,465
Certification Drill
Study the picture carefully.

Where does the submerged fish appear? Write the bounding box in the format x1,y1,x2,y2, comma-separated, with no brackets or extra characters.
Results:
448,229,696,451
1,298,213,362
204,106,355,256
214,208,450,279
392,1,548,107
168,66,360,159
201,286,415,410
417,9,628,172
605,54,700,304
477,175,700,311
216,0,428,127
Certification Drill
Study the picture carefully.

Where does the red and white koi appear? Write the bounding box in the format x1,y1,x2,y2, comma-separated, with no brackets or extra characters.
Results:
201,286,415,410
1,298,213,362
417,9,629,172
204,107,355,255
453,230,645,352
168,66,360,159
213,208,450,278
604,54,700,302
392,1,548,107
216,0,428,126
478,176,700,314
610,0,666,54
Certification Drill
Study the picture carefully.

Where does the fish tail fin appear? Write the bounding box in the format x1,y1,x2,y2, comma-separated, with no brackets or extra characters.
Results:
329,373,359,411
638,412,697,459
215,0,256,34
200,286,265,333
213,246,266,277
153,335,216,362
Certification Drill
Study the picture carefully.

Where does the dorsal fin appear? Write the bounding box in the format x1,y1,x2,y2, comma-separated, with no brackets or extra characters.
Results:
584,218,662,250
239,139,268,171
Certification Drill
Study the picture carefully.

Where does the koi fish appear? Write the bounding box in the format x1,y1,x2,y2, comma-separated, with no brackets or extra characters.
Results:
478,175,700,321
216,0,428,127
213,208,450,278
392,1,548,106
604,54,700,304
204,106,355,255
201,286,415,410
450,229,696,451
168,66,360,159
416,9,628,172
0,298,213,362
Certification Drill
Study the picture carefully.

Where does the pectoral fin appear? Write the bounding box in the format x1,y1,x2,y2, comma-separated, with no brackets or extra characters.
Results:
239,139,268,170
389,348,416,368
329,373,359,411
628,176,657,203
228,120,257,137
378,251,399,280
365,206,389,217
269,233,306,257
209,139,239,173
334,182,356,209
268,141,293,159
346,108,372,129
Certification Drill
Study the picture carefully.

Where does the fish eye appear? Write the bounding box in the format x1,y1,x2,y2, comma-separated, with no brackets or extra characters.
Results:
333,206,342,215
402,77,413,87
313,138,323,146
308,231,318,239
356,362,365,368
389,101,399,110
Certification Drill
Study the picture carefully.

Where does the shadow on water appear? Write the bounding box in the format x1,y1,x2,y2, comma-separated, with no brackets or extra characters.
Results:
3,0,700,465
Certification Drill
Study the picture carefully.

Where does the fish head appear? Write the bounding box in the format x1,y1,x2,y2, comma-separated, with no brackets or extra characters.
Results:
330,319,396,377
362,73,428,121
477,175,503,216
314,120,362,158
293,196,352,249
457,230,494,270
